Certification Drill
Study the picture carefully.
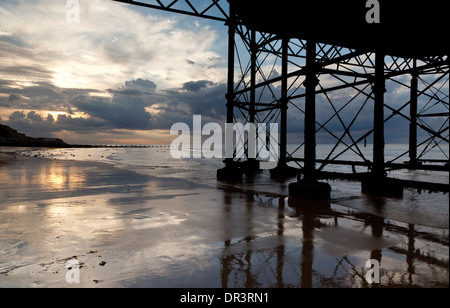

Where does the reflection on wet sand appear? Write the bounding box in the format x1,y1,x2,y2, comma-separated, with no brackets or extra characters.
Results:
0,154,448,288
1,158,85,192
219,189,449,288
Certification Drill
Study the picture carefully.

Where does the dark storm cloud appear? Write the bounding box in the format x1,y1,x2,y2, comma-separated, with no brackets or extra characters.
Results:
0,81,96,112
186,83,227,119
6,111,110,138
71,94,152,130
109,78,157,97
149,81,227,128
7,110,59,138
1,78,227,138
125,78,157,90
8,94,21,103
182,80,214,92
0,74,432,144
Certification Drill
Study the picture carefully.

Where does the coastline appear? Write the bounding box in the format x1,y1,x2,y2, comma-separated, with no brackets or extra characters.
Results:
0,151,215,287
0,148,448,288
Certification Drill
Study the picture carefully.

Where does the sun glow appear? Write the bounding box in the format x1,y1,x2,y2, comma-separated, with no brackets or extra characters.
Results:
52,70,89,90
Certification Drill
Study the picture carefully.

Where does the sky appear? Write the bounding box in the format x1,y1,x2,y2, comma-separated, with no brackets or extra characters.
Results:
0,0,447,146
0,0,229,144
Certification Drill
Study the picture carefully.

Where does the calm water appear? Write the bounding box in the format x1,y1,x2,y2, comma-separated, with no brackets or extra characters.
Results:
20,144,449,229
1,144,448,287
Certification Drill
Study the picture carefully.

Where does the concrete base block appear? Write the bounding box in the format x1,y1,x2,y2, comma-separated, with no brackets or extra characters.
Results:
361,176,404,197
270,165,298,179
288,180,331,200
217,167,243,181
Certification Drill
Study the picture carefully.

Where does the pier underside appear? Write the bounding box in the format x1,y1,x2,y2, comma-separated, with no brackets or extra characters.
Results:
113,0,449,197
224,0,449,197
233,0,448,58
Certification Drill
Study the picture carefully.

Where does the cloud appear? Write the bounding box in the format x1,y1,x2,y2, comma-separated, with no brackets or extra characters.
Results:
182,80,214,92
0,80,92,112
72,95,152,130
0,0,229,143
8,111,26,121
0,77,228,143
125,79,157,91
8,94,21,103
1,1,442,146
0,0,226,91
0,74,441,145
113,78,157,96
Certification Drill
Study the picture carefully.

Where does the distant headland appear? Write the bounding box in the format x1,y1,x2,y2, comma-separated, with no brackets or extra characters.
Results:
0,124,151,148
0,124,68,147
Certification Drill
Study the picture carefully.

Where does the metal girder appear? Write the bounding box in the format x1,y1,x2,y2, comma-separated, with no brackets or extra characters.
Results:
111,0,448,190
111,0,229,22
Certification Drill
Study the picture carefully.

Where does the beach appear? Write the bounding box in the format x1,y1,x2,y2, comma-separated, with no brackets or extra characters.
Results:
0,147,448,288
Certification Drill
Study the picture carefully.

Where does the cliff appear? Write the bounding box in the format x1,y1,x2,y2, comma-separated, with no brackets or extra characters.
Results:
0,124,67,147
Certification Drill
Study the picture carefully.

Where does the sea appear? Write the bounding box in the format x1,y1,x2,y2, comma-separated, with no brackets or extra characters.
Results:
1,143,448,288
17,143,449,229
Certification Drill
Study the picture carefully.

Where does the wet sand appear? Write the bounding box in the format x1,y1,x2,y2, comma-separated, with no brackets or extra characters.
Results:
0,152,448,288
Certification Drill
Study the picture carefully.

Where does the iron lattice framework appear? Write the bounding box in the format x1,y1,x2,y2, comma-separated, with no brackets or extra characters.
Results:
218,195,449,287
112,0,229,21
112,0,449,192
230,28,449,181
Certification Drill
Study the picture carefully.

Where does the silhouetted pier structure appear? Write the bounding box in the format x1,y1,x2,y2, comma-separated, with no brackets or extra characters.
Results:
113,0,449,197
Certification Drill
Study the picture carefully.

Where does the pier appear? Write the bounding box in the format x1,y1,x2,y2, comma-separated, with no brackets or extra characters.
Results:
113,0,449,197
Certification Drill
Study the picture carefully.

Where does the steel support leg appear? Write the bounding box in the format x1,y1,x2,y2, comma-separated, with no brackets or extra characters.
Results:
289,40,331,200
372,52,385,178
278,37,288,168
362,52,403,195
409,59,418,166
304,40,318,182
245,29,258,171
218,5,241,179
270,37,297,178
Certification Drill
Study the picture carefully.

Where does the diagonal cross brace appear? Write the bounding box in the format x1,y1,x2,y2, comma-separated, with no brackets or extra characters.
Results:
111,0,229,22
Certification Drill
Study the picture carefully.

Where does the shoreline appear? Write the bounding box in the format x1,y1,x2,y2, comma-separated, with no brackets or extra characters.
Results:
0,143,161,148
0,148,448,288
2,147,450,230
0,153,218,287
